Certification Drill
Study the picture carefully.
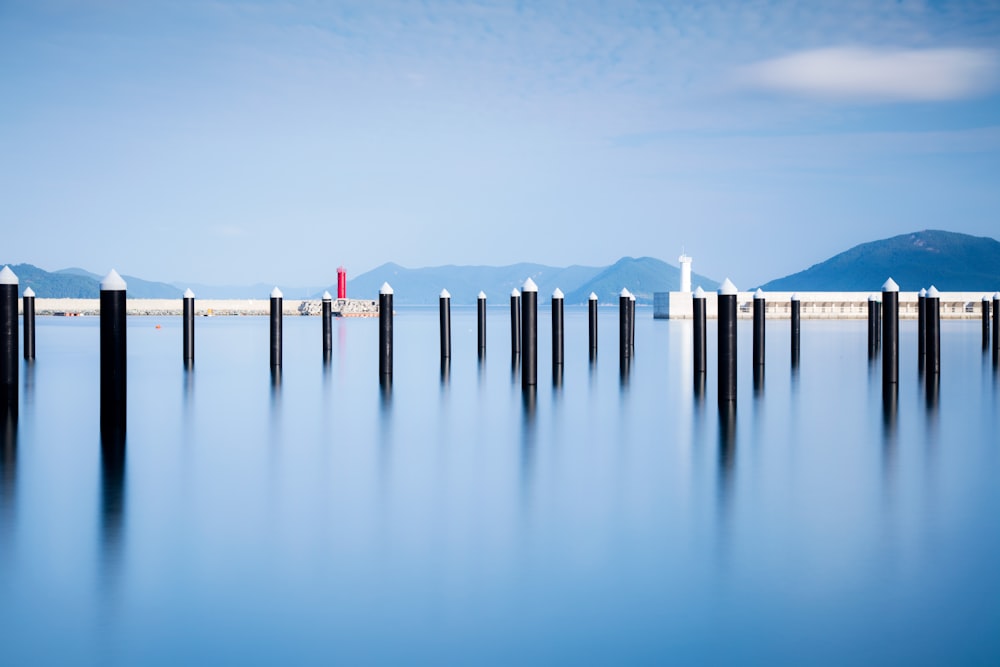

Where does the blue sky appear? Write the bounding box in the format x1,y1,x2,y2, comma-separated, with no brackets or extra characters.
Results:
2,0,998,289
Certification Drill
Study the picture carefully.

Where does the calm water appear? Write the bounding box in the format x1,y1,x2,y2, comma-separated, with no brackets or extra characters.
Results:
1,307,998,664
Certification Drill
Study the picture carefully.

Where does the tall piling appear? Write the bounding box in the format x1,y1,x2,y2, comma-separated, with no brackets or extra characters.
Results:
588,292,598,361
552,288,564,372
753,288,765,368
993,292,999,364
867,295,878,358
925,286,940,375
629,293,636,357
882,278,899,392
521,279,538,389
0,267,18,424
22,286,35,361
379,283,393,383
183,288,195,366
269,287,283,369
100,270,127,442
790,293,800,368
510,288,521,358
439,289,452,361
693,287,706,375
477,291,487,359
983,296,990,351
917,288,927,371
718,279,738,405
321,291,332,361
619,288,632,370
875,297,882,349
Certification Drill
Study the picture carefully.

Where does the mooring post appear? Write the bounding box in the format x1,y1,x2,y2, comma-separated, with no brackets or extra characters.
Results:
477,291,487,359
753,288,765,368
322,291,332,359
100,269,127,442
875,297,882,349
693,286,706,375
882,278,899,392
629,293,636,357
379,283,393,383
926,285,940,375
183,288,195,366
269,287,283,369
552,288,564,372
521,278,538,389
918,287,927,372
22,286,35,361
992,292,999,364
439,289,451,361
510,288,521,358
983,296,990,351
718,279,738,405
790,293,800,368
867,295,878,358
619,288,631,370
0,267,18,424
588,292,598,361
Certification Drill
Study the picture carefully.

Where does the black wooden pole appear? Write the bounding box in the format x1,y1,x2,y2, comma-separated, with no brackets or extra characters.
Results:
917,288,926,372
790,293,800,368
322,290,332,360
619,288,631,371
752,288,765,368
183,288,195,366
0,267,18,424
439,289,451,360
629,294,636,357
477,291,486,359
588,292,598,361
882,278,899,392
100,270,127,442
718,279,737,404
552,288,564,371
521,279,537,389
925,286,940,375
379,283,393,383
992,292,999,364
875,297,882,349
693,287,706,375
22,286,35,361
270,287,282,369
510,288,521,358
867,295,878,358
983,296,990,351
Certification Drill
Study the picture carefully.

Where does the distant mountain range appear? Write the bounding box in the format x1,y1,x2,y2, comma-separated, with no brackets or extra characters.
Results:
6,229,997,301
759,230,1000,292
333,257,719,305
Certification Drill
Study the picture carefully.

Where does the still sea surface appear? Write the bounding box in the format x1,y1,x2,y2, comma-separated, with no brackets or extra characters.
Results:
1,307,998,665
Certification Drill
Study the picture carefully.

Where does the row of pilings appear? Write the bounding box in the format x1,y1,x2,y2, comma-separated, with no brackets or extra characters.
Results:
3,265,1000,441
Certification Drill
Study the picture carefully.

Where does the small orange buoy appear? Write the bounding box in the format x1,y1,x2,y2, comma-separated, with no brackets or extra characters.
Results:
155,324,161,329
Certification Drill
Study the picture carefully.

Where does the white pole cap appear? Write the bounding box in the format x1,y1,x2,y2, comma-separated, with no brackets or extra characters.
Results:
754,288,765,299
478,291,486,299
183,288,195,299
869,294,876,301
511,288,520,297
0,266,17,285
718,278,737,295
380,282,394,295
100,269,127,291
270,286,283,298
322,290,332,300
994,292,1000,300
23,287,35,297
693,286,705,299
440,288,451,299
919,288,927,297
552,288,564,299
927,285,940,298
629,294,635,302
619,287,631,298
882,277,899,292
522,278,538,293
791,293,799,301
589,292,598,301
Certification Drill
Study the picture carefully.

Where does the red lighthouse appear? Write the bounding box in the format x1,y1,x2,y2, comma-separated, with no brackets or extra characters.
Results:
337,267,347,300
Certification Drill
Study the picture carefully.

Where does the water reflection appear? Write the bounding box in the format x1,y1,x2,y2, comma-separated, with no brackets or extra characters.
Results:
100,434,126,591
1,417,16,537
552,363,563,389
23,359,35,407
520,386,537,505
753,365,764,398
693,372,706,402
881,383,898,491
716,402,736,558
440,357,450,388
510,353,519,385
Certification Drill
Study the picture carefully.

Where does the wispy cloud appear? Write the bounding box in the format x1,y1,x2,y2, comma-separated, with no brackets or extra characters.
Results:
737,47,1000,102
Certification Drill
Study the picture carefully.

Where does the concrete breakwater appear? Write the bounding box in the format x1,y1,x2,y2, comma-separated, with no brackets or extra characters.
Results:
18,298,378,317
655,291,992,319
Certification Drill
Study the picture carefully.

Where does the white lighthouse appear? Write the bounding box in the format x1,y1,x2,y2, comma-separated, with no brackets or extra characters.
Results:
678,253,692,293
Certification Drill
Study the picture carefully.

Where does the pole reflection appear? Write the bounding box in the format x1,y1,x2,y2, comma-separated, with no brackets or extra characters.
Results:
881,383,898,494
100,433,126,592
520,386,537,507
1,416,16,539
